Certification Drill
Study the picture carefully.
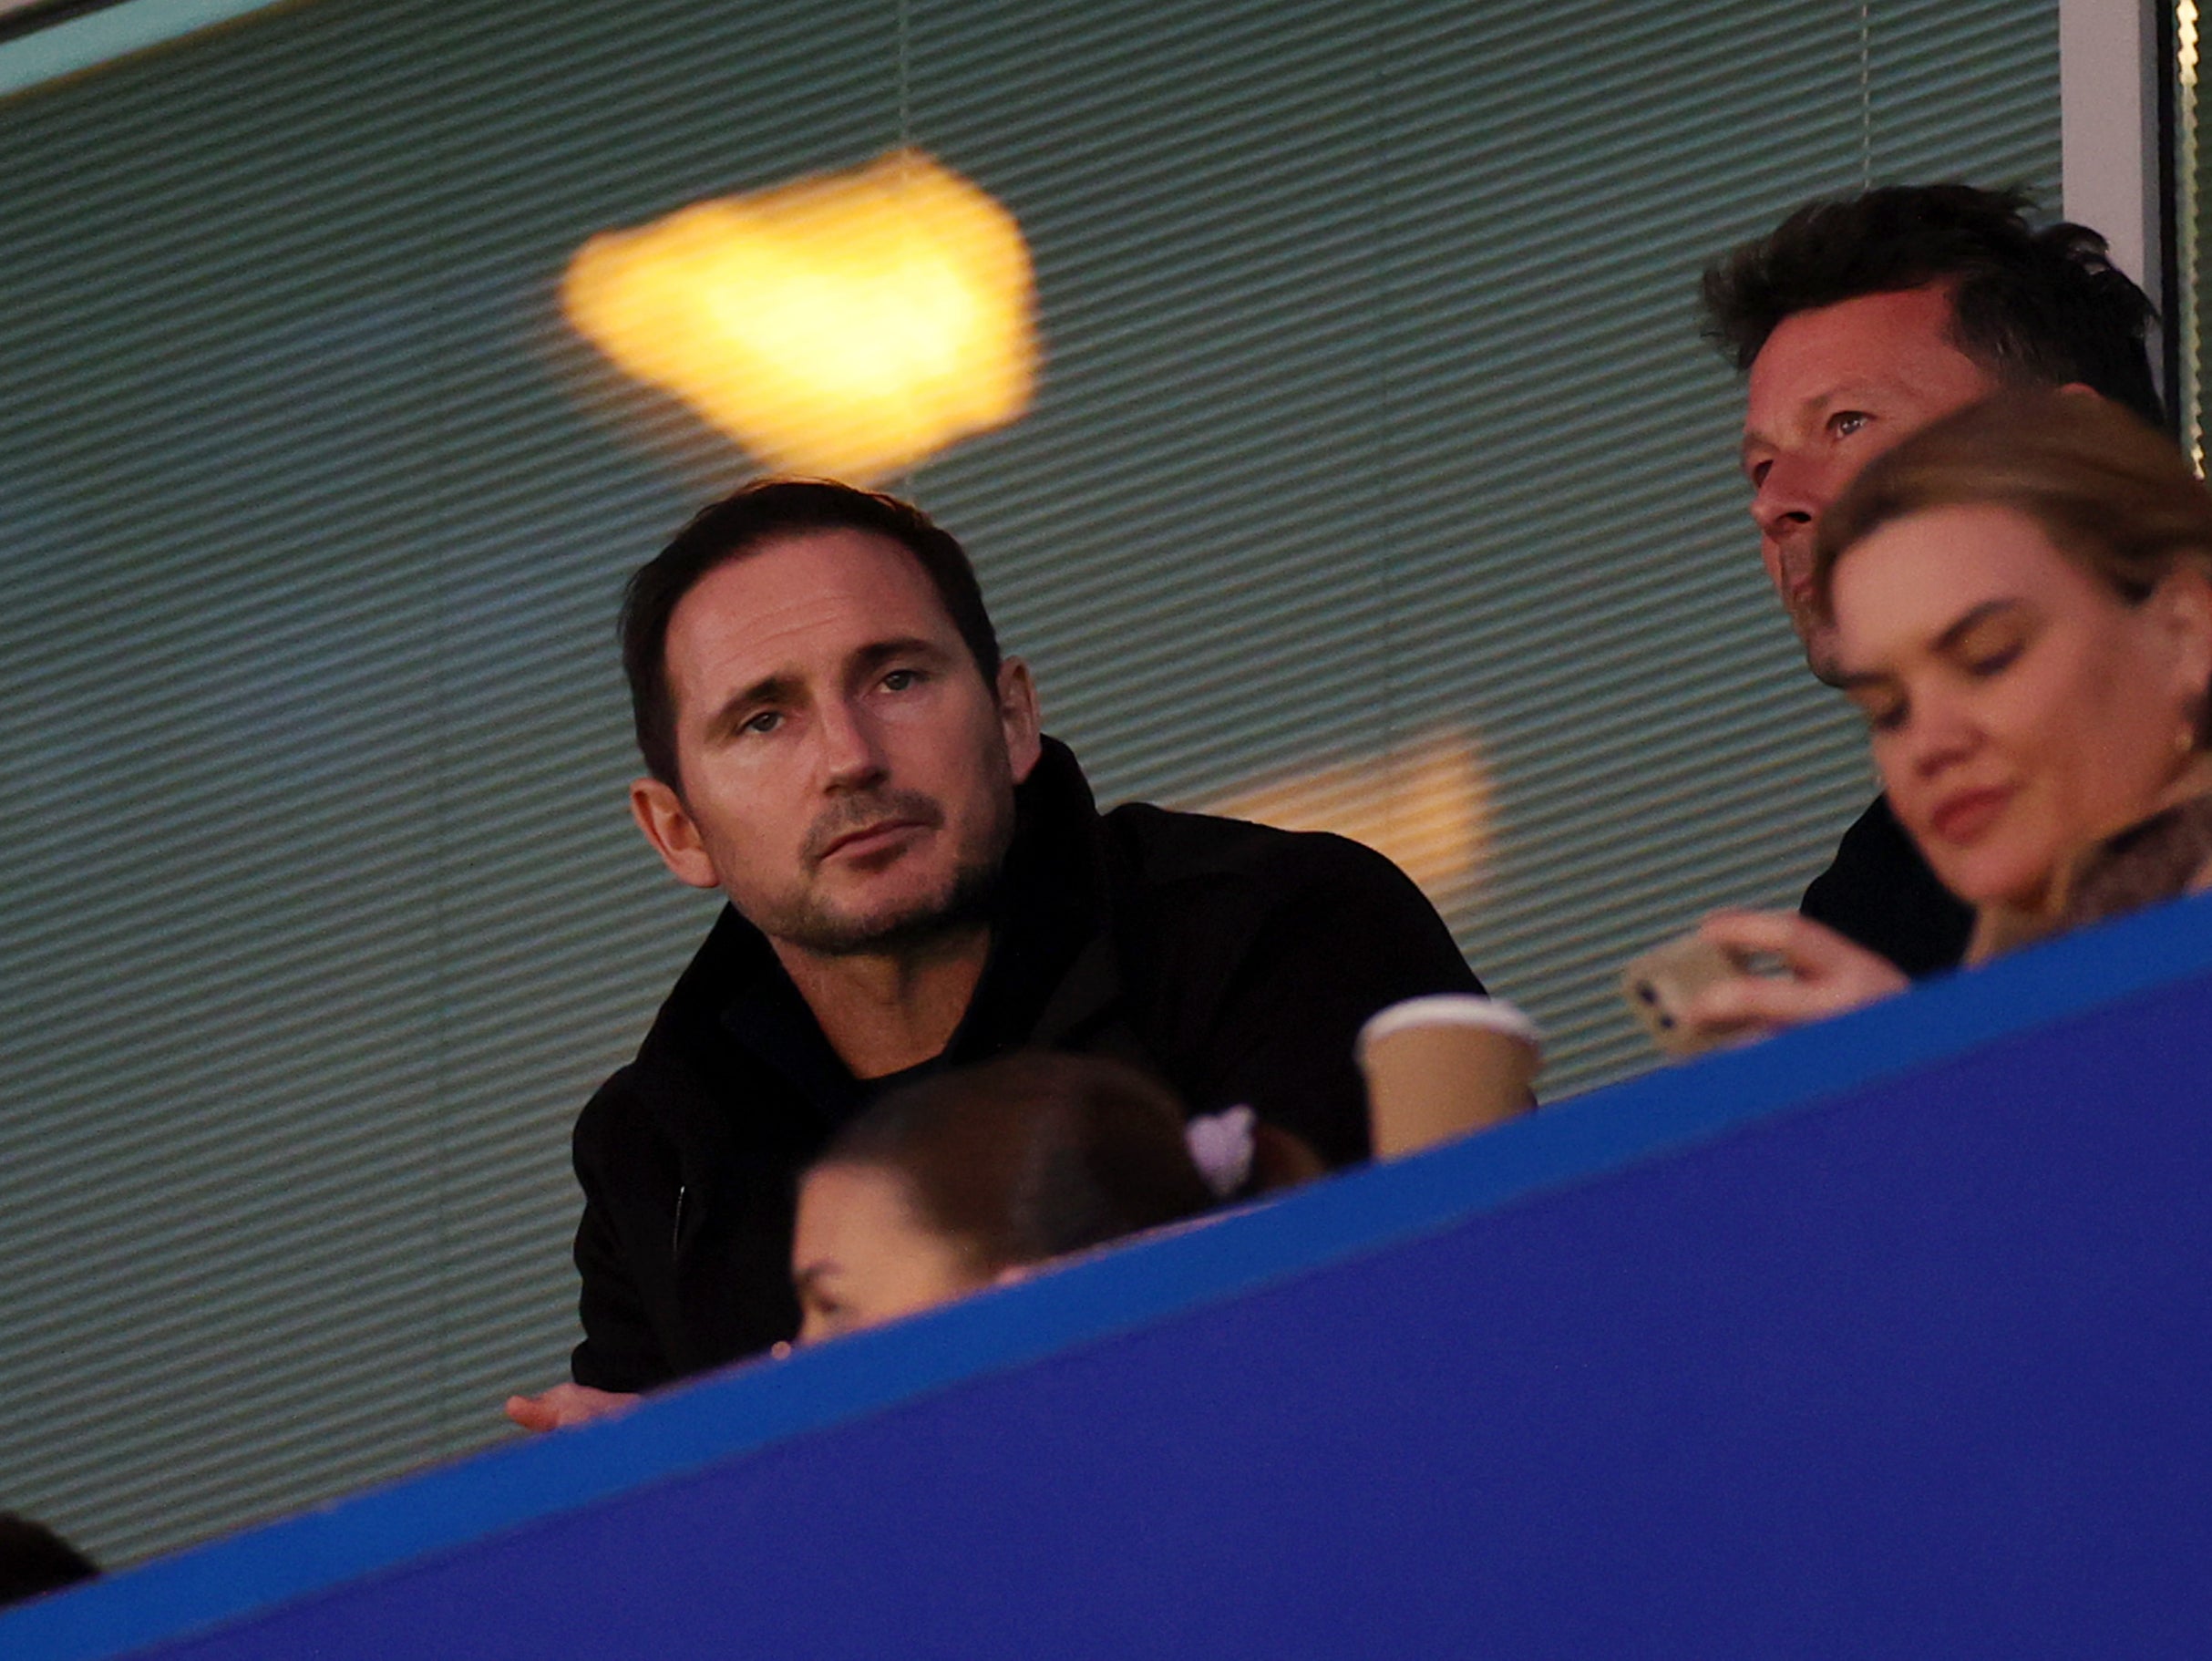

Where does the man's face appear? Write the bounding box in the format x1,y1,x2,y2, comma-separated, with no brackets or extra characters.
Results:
1740,284,2001,680
632,528,1042,956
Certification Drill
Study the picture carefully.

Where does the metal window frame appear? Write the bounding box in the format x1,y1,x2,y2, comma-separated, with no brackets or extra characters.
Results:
0,0,288,97
2062,0,2178,411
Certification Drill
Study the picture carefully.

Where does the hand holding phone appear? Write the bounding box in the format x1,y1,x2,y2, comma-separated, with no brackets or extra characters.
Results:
1621,913,1912,1055
1619,933,1748,1057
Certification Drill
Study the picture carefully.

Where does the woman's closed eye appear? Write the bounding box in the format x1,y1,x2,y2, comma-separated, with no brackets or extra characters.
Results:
1962,640,2024,678
1948,613,2032,680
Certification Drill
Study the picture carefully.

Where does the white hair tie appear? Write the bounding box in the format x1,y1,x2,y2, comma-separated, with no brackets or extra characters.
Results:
1185,1104,1256,1199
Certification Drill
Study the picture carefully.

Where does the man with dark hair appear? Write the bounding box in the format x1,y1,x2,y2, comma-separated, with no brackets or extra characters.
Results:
620,481,1006,793
1698,183,2162,979
509,480,1485,1427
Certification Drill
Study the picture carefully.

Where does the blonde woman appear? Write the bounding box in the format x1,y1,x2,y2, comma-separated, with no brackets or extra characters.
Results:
1689,392,2212,1041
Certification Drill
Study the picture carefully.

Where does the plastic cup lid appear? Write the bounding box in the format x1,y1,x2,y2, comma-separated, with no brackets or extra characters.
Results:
1357,994,1543,1058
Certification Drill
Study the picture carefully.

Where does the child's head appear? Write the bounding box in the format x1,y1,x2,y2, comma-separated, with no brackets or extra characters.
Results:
791,1053,1219,1343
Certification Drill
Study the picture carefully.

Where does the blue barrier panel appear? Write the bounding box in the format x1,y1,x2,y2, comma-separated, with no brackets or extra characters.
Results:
10,895,2212,1658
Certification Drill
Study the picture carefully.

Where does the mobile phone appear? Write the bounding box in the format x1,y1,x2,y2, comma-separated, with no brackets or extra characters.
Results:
1619,933,1747,1057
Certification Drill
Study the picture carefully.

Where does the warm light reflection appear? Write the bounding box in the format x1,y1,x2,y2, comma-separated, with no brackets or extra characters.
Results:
1198,726,1494,915
561,149,1038,480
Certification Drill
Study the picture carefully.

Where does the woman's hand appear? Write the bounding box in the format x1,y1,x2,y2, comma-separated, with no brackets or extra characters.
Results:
1681,910,1909,1044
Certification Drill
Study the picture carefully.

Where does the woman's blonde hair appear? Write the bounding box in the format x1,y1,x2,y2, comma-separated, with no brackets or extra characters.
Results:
1810,390,2212,623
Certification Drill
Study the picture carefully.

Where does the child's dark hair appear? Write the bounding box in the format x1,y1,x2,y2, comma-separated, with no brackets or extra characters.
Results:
814,1053,1256,1271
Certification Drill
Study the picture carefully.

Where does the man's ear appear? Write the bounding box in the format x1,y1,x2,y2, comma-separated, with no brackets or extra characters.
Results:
995,656,1044,784
629,777,723,890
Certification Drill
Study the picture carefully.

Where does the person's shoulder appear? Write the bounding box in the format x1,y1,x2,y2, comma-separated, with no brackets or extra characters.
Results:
1803,792,1972,977
1101,800,1416,897
574,916,753,1154
1826,793,1917,863
1096,801,1484,1034
1096,804,1459,962
604,903,777,1091
573,1058,667,1166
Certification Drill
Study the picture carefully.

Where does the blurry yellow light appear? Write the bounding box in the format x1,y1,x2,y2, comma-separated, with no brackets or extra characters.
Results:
561,149,1038,480
1199,726,1494,918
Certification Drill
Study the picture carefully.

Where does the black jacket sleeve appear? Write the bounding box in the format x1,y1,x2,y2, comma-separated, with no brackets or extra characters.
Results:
1801,795,1972,980
568,1068,679,1393
570,1051,818,1388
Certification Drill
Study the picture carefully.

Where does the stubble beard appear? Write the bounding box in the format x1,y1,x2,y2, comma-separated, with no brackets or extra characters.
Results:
1797,613,1844,687
764,783,1016,959
1771,540,1843,686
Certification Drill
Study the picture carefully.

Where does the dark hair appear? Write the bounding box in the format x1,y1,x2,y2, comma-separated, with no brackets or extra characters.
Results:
620,479,1003,789
814,1054,1222,1273
1701,184,2164,428
1813,390,2212,625
0,1512,98,1611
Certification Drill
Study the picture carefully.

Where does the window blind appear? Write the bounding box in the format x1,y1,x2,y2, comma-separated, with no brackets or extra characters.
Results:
0,0,2059,1563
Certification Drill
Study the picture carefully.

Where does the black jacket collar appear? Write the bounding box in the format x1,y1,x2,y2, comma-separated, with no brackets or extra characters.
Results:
637,737,1120,1122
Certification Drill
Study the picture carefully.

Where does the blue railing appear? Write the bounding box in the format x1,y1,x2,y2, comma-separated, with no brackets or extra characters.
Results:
12,891,2212,1658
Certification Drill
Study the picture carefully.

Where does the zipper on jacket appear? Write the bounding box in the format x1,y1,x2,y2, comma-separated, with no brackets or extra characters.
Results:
671,1183,688,1260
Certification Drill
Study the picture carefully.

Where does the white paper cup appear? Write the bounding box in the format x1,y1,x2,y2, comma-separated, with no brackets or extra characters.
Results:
1357,995,1543,1158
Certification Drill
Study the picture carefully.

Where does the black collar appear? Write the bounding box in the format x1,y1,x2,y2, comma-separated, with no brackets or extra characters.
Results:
643,737,1120,1123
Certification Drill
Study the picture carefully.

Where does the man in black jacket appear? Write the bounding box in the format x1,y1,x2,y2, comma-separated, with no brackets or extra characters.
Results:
508,481,1483,1428
1697,184,2163,987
